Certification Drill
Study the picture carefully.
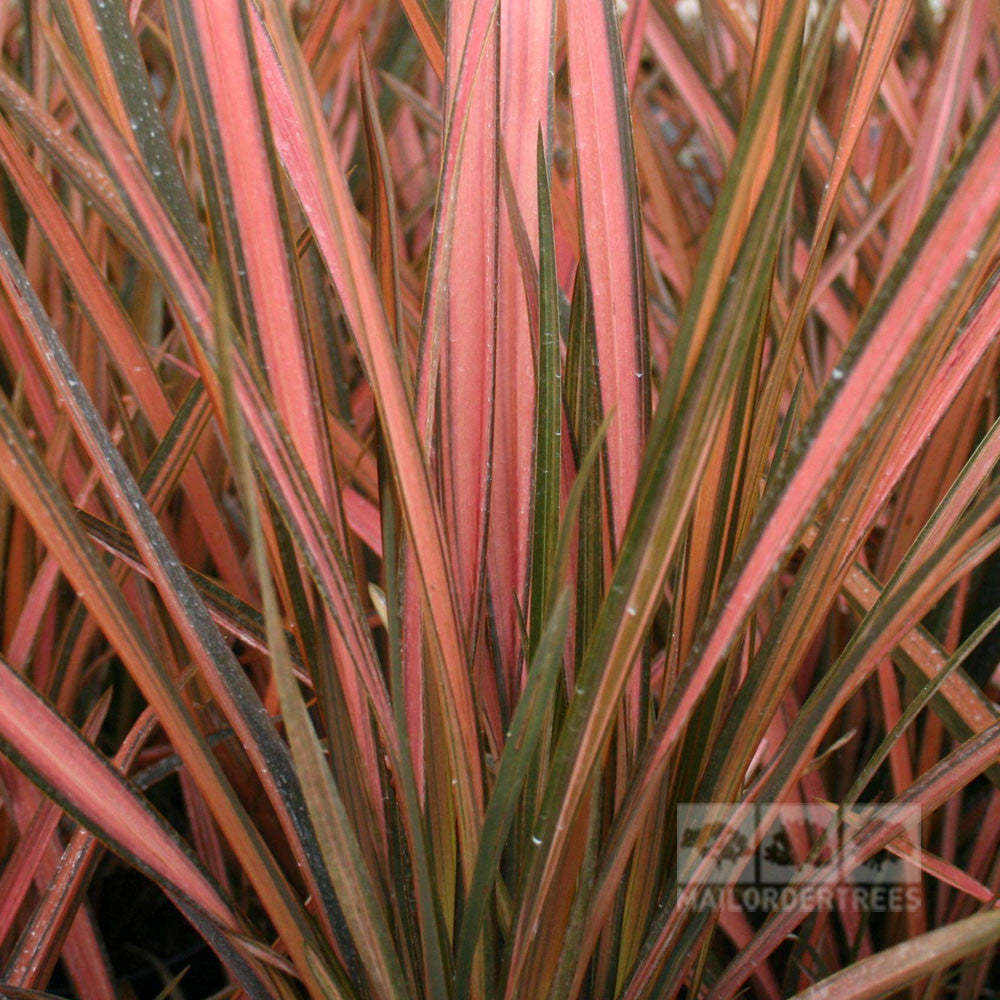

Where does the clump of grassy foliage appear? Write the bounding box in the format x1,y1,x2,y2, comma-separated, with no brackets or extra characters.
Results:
1,0,1000,997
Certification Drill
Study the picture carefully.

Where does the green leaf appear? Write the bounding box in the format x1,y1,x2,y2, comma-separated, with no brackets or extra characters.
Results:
527,132,562,652
454,589,570,999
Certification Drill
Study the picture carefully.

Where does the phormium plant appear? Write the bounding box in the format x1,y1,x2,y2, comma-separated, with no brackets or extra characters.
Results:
0,0,999,997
